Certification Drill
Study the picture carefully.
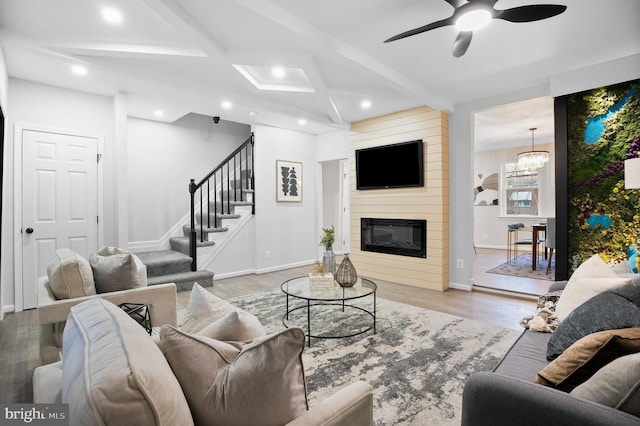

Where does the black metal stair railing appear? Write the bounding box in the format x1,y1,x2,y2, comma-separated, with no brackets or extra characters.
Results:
189,133,254,270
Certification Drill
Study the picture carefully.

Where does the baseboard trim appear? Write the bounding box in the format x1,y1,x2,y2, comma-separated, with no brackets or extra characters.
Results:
473,285,539,301
214,259,316,280
2,304,16,315
448,282,473,291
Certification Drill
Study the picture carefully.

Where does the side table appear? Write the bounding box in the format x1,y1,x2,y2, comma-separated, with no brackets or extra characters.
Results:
119,302,153,335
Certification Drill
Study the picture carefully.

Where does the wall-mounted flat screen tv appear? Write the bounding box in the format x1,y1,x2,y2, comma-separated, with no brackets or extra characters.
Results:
356,140,424,190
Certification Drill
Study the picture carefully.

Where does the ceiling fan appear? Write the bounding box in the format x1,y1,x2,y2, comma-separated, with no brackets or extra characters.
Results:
384,0,567,57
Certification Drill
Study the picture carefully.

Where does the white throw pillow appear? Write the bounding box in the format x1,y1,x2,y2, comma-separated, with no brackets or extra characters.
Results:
181,283,241,333
46,249,96,299
197,311,266,342
555,254,631,321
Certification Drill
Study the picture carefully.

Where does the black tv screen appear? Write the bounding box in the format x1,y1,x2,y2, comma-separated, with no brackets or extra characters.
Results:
356,140,424,190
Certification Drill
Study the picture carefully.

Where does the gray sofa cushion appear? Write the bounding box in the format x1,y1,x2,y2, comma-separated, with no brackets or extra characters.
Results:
493,330,551,382
547,284,640,360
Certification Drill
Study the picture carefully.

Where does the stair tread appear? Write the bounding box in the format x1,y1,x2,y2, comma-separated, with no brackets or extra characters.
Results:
136,250,191,264
148,270,214,291
147,270,213,283
183,225,229,233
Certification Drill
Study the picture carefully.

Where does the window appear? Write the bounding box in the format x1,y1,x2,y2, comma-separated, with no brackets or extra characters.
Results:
503,162,539,216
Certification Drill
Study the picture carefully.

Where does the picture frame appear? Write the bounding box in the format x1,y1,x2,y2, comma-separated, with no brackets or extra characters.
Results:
276,160,303,202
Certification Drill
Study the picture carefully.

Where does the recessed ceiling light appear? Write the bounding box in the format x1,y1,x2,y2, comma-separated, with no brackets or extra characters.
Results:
221,100,232,110
298,119,307,125
249,111,257,117
361,99,372,109
71,65,87,76
101,7,123,25
271,66,286,79
153,110,164,117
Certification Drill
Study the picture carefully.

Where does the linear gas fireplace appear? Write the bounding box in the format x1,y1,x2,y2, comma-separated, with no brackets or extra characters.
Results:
361,218,427,258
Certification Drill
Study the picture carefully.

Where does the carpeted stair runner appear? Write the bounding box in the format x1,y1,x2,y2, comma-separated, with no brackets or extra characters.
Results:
136,250,214,292
135,170,254,291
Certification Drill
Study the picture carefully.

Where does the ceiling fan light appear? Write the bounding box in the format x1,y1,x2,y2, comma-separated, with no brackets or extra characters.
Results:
455,9,492,31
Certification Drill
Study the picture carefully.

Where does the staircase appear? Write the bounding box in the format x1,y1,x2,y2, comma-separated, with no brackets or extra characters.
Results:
136,133,255,289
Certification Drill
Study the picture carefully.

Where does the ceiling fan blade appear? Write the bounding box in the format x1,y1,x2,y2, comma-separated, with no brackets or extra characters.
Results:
384,16,455,43
496,4,567,23
452,31,473,57
443,0,465,8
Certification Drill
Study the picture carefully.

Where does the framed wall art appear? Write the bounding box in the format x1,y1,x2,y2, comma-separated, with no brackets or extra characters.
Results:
276,160,303,202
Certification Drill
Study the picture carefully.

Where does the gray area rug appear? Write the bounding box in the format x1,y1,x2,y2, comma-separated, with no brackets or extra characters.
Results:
223,287,520,425
487,253,555,281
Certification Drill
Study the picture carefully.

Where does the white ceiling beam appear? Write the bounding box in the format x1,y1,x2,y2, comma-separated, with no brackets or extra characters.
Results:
303,57,343,124
140,0,227,60
232,0,454,113
44,42,207,59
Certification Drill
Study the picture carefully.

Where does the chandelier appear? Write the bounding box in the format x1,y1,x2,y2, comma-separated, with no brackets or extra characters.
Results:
518,127,549,171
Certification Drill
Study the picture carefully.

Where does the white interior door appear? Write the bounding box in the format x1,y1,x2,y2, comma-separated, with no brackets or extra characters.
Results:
21,129,98,309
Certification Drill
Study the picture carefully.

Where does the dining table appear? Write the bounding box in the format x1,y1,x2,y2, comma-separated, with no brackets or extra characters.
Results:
525,224,547,270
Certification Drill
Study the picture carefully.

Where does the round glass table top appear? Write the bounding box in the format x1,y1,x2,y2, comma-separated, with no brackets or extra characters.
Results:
281,276,376,301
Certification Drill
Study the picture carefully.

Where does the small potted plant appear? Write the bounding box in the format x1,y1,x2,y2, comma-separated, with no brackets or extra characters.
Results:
319,225,336,274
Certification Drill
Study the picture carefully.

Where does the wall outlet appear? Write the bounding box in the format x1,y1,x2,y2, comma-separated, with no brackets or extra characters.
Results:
457,259,464,269
265,250,271,259
483,234,488,241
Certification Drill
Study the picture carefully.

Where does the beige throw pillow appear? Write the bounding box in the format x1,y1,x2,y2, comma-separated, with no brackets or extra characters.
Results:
89,246,147,293
181,282,240,333
197,311,266,341
555,254,631,321
46,248,96,299
536,328,640,391
160,325,308,426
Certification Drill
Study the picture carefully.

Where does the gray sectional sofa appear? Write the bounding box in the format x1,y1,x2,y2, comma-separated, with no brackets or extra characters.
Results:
462,280,640,426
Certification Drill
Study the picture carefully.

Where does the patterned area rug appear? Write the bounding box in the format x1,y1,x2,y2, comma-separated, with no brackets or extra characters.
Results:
486,253,555,281
224,287,520,425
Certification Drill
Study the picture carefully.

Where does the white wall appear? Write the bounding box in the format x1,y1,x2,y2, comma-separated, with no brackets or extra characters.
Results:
252,125,318,271
450,54,640,289
2,79,115,312
127,115,250,246
474,142,555,249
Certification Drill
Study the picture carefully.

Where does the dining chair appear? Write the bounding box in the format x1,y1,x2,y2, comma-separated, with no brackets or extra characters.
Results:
545,217,556,274
507,223,533,263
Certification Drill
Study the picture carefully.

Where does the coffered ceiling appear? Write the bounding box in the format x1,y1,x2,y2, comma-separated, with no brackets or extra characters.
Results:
0,0,638,140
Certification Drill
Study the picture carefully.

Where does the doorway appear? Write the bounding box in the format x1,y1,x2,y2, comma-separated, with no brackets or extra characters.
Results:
472,97,556,296
15,125,103,310
321,159,350,254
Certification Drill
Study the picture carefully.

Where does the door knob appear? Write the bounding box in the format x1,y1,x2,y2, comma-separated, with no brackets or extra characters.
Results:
25,228,34,234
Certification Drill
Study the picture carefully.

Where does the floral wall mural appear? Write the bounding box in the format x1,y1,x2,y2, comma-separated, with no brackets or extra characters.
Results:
567,79,640,271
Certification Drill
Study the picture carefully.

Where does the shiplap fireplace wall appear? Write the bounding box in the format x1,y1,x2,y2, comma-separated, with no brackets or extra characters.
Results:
349,106,450,291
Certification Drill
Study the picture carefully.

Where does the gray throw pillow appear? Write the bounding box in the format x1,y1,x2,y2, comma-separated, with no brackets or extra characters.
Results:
571,352,640,416
89,246,147,293
547,284,640,360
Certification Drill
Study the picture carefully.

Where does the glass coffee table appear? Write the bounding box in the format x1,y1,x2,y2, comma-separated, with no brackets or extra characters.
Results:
281,276,377,347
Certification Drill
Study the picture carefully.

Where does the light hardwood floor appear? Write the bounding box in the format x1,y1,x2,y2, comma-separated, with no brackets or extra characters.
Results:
1,260,541,404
